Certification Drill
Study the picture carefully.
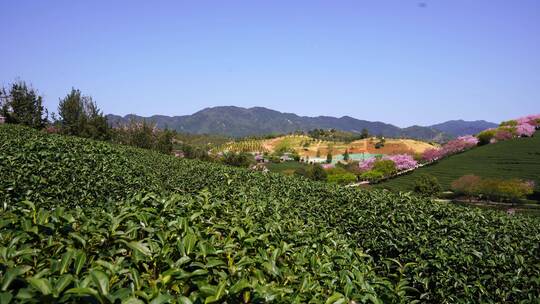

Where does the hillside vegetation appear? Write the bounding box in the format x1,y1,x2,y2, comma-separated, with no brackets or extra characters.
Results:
107,106,464,140
378,133,540,193
1,125,539,303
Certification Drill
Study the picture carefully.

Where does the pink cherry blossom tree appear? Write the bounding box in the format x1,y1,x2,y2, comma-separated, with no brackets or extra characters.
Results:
516,123,535,137
384,154,418,170
422,148,444,162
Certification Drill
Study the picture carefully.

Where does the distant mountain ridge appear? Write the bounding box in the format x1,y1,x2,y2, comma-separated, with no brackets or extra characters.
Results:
429,120,498,137
107,106,497,141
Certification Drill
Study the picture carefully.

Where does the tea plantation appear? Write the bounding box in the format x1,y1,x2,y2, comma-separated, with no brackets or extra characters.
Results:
1,125,540,303
378,133,540,193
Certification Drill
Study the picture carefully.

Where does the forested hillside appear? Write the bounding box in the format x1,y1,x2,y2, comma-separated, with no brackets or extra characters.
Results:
107,106,484,140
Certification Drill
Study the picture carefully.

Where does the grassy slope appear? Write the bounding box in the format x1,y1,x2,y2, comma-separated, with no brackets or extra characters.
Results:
378,133,540,192
1,125,540,302
266,161,309,175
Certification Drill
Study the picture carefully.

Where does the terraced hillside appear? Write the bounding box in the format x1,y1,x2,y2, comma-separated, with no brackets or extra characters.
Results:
216,134,435,157
378,132,540,193
1,124,539,303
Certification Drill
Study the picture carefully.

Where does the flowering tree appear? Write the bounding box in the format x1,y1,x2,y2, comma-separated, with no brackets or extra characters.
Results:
516,123,535,137
358,157,377,172
492,114,539,140
384,154,418,170
422,148,444,162
441,136,478,155
494,129,513,141
457,135,479,146
516,114,540,127
359,154,417,172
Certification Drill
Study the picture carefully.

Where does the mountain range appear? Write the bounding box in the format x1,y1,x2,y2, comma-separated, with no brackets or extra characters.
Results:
107,106,497,141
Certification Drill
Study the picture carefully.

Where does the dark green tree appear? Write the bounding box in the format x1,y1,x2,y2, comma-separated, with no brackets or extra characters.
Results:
1,81,47,129
58,88,110,140
155,128,174,154
80,98,110,140
58,89,84,135
326,152,333,164
129,119,155,150
343,149,350,161
360,128,369,139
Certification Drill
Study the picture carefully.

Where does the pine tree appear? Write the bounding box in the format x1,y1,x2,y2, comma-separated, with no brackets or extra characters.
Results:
343,149,350,161
58,88,110,139
1,81,47,129
326,152,333,164
58,89,84,136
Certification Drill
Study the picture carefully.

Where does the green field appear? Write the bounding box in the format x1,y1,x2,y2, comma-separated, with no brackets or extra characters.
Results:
266,161,309,175
377,132,540,193
1,125,540,303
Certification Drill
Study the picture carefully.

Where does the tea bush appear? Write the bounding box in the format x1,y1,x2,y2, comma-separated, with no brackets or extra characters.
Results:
1,125,540,303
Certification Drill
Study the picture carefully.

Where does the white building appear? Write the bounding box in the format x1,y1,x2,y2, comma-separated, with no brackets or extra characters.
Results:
0,116,5,124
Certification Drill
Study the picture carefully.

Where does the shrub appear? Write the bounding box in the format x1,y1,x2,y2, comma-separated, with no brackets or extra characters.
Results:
326,167,348,175
341,160,362,175
360,170,385,182
451,175,535,204
269,155,281,163
413,174,442,197
451,174,482,197
372,159,396,176
327,172,357,184
413,152,423,162
499,120,518,127
294,167,309,178
477,129,496,145
309,164,327,181
221,151,254,167
479,178,535,203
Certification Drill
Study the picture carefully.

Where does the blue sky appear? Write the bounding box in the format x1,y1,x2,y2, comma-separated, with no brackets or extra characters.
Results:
1,0,539,127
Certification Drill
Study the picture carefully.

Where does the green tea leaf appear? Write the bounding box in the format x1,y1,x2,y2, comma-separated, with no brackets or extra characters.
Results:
27,278,53,295
90,270,110,296
1,266,32,291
